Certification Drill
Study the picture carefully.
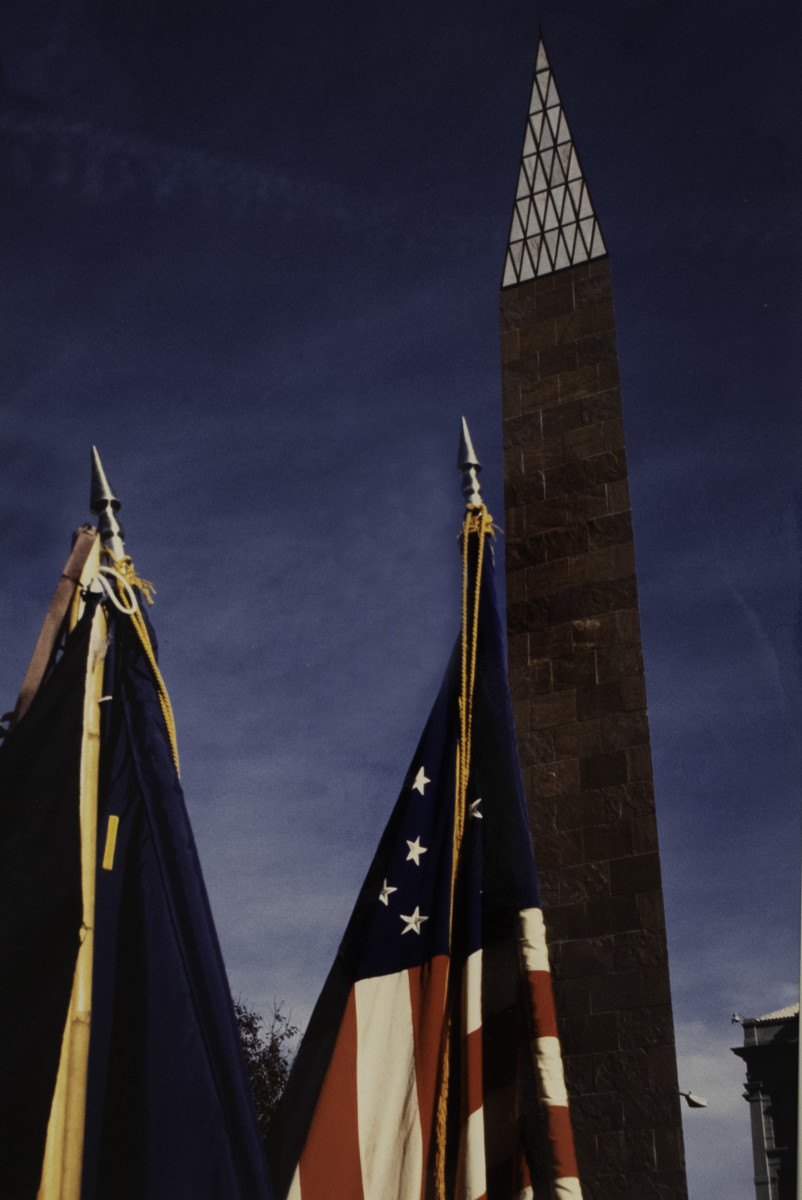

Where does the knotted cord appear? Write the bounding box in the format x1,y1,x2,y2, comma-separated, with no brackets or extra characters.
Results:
102,551,180,777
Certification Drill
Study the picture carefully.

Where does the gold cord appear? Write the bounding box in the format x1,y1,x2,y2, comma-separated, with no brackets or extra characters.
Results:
102,552,180,777
434,503,494,1199
106,555,157,606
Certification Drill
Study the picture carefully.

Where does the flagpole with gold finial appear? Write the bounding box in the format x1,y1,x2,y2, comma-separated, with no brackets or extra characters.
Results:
454,418,492,897
433,418,495,1200
37,451,120,1200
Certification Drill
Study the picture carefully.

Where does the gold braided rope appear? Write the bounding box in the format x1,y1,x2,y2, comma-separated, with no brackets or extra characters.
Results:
434,503,494,1200
103,552,180,777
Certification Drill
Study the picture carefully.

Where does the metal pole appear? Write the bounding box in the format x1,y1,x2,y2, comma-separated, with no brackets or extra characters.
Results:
457,416,483,507
90,446,126,561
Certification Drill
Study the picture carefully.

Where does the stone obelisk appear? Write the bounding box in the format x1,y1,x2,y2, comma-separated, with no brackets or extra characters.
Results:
500,39,688,1200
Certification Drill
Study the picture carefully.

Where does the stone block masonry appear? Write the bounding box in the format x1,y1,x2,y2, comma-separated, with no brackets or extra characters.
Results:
501,257,688,1200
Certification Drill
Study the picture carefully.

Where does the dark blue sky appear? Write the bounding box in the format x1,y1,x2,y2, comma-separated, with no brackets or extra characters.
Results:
2,2,800,1195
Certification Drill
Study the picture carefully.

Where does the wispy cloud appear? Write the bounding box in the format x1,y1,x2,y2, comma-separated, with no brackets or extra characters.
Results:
0,105,345,221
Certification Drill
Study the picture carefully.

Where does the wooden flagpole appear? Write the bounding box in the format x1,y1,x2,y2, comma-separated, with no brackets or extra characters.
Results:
37,536,106,1200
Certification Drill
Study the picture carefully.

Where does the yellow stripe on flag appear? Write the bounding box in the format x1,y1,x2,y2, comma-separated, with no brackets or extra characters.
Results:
102,815,119,871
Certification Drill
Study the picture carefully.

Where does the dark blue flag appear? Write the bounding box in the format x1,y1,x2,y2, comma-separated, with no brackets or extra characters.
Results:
0,568,274,1200
0,613,89,1200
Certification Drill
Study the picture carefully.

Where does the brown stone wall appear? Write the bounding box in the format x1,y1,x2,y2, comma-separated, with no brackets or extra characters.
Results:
501,258,688,1200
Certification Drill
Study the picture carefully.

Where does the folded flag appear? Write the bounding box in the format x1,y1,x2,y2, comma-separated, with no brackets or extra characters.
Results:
0,479,274,1200
79,580,274,1200
0,613,91,1200
270,503,581,1200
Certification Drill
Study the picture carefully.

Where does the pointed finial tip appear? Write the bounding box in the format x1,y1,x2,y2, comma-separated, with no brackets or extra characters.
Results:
89,445,125,556
90,446,120,515
458,416,481,470
457,417,483,507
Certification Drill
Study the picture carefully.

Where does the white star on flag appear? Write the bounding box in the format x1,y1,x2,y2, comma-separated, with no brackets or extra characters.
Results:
412,767,430,794
399,907,428,935
378,879,397,906
469,798,483,819
405,837,428,866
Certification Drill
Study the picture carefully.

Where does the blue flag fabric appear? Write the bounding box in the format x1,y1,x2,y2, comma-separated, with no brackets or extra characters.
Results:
0,614,89,1200
81,598,274,1200
0,587,273,1200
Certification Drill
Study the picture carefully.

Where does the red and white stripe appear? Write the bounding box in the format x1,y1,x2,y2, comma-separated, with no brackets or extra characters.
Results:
518,907,581,1200
286,912,580,1200
286,956,449,1200
456,948,487,1200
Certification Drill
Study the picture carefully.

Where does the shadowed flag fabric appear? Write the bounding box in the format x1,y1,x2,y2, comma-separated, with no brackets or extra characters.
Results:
270,513,581,1200
0,573,273,1200
0,615,91,1200
80,595,274,1200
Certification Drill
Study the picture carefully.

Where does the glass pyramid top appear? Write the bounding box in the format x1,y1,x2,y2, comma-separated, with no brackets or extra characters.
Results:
502,40,607,286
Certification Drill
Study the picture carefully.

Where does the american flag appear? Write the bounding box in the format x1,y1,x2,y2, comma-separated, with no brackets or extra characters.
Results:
271,521,581,1200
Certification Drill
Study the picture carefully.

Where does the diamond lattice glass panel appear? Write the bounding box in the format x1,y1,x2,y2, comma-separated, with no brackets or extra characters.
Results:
578,216,594,253
545,76,560,107
590,225,606,256
563,222,578,256
556,110,572,143
573,239,590,265
520,245,536,282
579,185,594,218
566,146,582,181
503,39,607,283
